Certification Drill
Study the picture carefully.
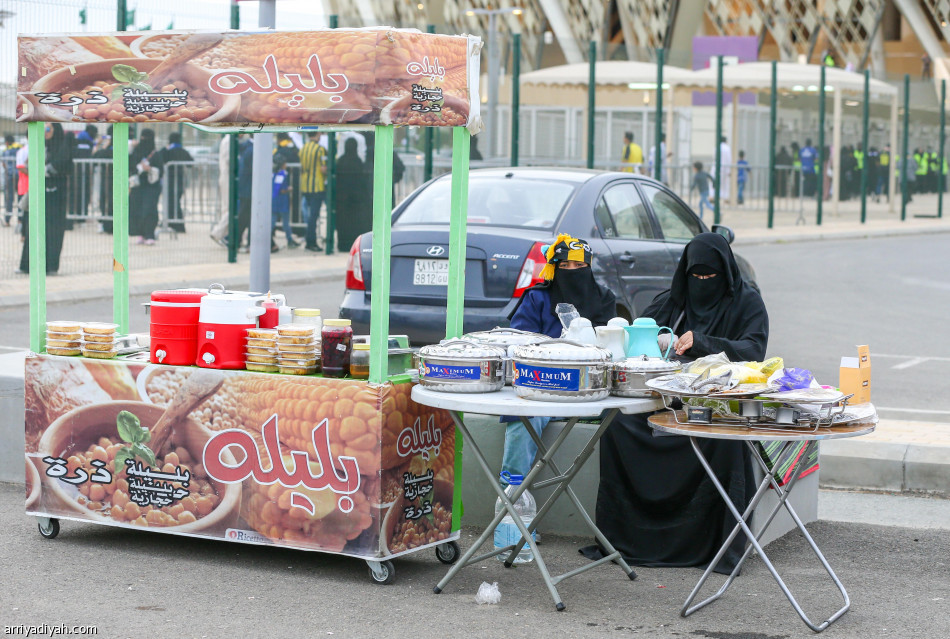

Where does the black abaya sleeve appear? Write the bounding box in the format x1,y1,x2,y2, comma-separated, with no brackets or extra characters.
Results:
690,291,769,361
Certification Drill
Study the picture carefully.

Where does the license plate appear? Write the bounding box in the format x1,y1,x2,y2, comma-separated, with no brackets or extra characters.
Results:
413,259,449,286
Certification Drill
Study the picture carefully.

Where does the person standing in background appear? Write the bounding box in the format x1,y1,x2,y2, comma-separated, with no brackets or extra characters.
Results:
155,132,192,234
648,133,670,184
736,151,749,204
128,128,161,245
235,134,254,252
17,124,72,275
334,137,367,251
72,125,97,221
274,132,300,234
271,155,297,251
299,132,327,252
92,126,113,234
776,145,792,198
620,131,643,173
799,139,817,197
3,135,22,226
209,134,231,247
690,161,715,220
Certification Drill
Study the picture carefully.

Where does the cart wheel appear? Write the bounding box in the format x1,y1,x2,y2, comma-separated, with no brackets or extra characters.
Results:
37,517,60,540
367,560,396,585
435,540,460,565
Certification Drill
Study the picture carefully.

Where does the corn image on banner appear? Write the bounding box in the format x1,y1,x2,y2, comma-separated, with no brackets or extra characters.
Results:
25,355,458,560
17,29,480,130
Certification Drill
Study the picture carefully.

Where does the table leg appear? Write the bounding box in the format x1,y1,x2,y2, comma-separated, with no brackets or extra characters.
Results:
512,410,638,582
433,410,567,610
681,437,850,632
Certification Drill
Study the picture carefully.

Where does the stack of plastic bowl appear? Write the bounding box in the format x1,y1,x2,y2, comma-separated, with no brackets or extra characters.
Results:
45,321,83,356
245,327,278,372
275,324,319,375
81,323,119,359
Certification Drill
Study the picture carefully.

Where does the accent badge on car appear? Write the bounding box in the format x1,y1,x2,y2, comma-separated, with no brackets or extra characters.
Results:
426,246,446,256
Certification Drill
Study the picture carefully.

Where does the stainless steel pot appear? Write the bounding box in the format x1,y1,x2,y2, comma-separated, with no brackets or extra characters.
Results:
610,355,682,398
417,339,506,393
510,340,612,402
463,327,551,384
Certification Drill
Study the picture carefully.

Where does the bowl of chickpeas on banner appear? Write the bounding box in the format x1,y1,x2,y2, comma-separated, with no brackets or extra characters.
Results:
38,401,242,534
26,58,240,124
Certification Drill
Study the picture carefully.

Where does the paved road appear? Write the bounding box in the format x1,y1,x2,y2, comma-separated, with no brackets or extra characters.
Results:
3,484,948,639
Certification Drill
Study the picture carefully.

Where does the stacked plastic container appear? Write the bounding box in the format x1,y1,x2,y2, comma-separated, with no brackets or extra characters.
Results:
45,321,83,356
80,323,119,359
245,328,278,372
276,324,319,375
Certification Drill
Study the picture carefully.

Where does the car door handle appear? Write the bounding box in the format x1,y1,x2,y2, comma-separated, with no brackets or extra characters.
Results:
619,253,637,264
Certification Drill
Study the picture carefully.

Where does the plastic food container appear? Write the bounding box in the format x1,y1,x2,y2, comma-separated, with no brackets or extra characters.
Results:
246,346,278,356
511,340,612,402
417,339,506,393
246,362,279,373
81,348,118,359
292,308,322,333
82,333,117,344
277,356,318,368
83,322,119,335
321,319,352,378
276,349,319,361
610,355,682,398
81,341,117,352
46,339,83,350
246,354,278,365
46,330,82,341
350,344,371,379
247,337,278,348
47,346,82,356
277,324,316,338
277,335,316,346
246,327,278,340
47,321,83,333
276,341,319,353
278,363,318,375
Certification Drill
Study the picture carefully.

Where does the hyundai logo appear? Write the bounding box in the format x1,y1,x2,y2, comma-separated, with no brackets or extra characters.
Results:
426,246,446,257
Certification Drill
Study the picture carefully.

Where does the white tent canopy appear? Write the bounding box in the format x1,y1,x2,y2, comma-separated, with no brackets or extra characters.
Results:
686,61,897,97
519,60,696,87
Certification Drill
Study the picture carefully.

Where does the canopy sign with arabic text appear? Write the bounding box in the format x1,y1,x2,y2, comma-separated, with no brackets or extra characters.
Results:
17,28,480,129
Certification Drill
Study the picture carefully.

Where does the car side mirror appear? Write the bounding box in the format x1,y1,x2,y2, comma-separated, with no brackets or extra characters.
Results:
711,224,735,244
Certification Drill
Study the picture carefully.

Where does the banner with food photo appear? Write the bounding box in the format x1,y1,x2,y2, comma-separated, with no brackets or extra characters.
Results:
17,28,480,129
25,355,458,560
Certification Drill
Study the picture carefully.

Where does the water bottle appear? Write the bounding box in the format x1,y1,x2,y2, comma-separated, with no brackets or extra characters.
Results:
493,472,536,564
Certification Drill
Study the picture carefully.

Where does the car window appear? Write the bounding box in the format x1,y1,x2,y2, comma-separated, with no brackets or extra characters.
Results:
640,184,702,242
395,176,576,230
599,184,654,239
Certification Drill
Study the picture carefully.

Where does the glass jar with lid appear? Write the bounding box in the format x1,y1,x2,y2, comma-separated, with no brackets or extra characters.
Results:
292,308,322,333
321,319,352,378
350,344,371,379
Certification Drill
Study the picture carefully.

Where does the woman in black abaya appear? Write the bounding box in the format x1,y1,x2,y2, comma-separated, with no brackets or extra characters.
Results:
581,232,768,574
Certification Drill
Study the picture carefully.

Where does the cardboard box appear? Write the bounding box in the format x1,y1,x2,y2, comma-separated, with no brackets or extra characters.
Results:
839,345,871,404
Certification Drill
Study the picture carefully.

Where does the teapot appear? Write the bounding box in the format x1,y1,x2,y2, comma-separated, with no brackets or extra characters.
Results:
623,317,674,360
564,317,596,345
594,325,627,361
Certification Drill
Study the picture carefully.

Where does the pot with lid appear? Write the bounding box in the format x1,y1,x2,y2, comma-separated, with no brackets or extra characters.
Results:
610,354,682,398
510,340,612,402
417,339,506,393
463,327,552,384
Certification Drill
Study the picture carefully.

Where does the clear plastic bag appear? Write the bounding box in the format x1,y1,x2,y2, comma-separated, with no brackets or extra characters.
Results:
475,581,501,605
555,303,579,332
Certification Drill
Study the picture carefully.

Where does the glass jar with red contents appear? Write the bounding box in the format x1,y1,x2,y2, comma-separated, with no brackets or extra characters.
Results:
321,319,353,378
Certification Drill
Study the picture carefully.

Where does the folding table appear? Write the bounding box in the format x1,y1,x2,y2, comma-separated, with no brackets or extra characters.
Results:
647,412,877,632
412,385,661,611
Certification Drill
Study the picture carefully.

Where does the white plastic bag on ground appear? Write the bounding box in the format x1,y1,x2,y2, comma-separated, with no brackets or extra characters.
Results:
475,581,501,605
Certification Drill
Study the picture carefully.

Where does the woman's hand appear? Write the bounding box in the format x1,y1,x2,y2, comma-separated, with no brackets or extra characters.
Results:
674,331,694,356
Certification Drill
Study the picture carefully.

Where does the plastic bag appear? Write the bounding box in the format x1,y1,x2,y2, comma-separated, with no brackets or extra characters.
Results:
555,303,579,332
475,581,501,605
685,352,768,384
769,367,815,391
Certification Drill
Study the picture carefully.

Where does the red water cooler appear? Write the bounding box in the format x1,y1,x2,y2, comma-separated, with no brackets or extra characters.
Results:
149,289,207,365
196,286,266,369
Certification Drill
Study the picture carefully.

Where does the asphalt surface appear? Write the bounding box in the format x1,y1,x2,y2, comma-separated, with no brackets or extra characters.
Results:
2,484,948,639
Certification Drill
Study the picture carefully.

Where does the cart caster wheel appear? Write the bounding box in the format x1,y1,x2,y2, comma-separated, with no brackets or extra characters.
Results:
556,602,566,612
367,560,396,585
435,540,460,565
433,586,442,594
38,518,60,540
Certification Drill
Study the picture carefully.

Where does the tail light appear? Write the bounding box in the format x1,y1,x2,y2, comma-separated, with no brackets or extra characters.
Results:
344,237,365,290
512,241,548,297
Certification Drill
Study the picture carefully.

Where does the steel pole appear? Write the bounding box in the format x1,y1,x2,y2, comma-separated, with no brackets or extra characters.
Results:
325,14,339,254
511,33,521,167
768,60,777,229
117,0,127,30
817,65,826,226
939,79,946,218
249,0,276,293
654,48,664,181
487,13,498,158
714,56,723,224
587,41,596,169
902,74,910,221
227,1,240,262
860,70,870,224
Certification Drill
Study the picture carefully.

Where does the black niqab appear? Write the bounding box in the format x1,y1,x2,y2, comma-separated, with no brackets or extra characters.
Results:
547,266,616,327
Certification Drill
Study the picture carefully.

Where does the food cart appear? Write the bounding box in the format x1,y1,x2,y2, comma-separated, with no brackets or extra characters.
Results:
19,26,482,584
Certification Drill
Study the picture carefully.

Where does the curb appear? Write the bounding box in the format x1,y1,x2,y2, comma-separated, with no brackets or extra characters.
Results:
733,222,950,246
819,438,950,495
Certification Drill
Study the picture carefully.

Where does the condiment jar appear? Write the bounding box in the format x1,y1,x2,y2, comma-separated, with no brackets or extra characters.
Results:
292,308,322,334
350,344,371,379
321,319,353,378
